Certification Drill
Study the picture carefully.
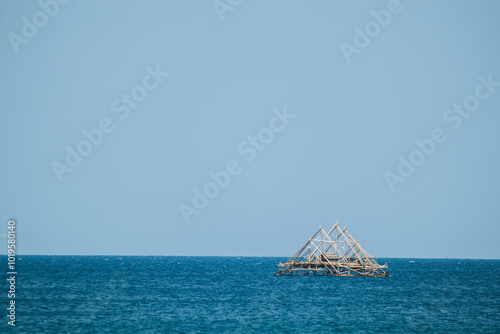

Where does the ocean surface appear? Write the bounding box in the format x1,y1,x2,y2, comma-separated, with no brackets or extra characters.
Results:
1,256,499,333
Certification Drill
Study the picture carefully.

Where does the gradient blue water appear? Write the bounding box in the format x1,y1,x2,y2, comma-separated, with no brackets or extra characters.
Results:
2,256,499,333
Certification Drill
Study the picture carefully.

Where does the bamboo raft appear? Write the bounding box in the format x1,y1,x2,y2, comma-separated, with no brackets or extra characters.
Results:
275,222,390,277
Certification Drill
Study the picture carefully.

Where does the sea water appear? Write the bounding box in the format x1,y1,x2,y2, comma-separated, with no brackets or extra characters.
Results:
1,256,499,333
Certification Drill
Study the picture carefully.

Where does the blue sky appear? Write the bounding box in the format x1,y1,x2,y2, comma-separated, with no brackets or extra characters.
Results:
1,0,499,258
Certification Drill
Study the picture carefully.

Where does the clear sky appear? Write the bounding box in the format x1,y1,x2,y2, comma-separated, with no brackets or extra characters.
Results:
1,0,499,258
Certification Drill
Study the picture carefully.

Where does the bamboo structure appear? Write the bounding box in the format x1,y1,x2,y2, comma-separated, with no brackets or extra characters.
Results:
275,222,390,277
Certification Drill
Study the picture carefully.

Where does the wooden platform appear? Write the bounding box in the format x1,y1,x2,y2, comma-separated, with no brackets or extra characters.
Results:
275,222,390,277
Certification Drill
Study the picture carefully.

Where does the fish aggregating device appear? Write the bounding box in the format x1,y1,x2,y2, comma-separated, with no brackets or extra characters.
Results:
275,222,390,277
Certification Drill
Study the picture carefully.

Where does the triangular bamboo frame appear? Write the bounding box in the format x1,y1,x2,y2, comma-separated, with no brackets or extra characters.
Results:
275,222,390,277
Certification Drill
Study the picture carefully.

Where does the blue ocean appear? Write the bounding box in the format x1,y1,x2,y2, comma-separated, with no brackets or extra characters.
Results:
2,256,499,333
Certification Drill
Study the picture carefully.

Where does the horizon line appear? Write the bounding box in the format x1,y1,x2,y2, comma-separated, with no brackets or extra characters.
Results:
2,255,499,260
